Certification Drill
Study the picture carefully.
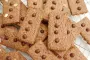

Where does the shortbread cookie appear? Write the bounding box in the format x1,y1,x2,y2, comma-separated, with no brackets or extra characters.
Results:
2,0,20,24
48,12,72,51
3,51,26,60
17,8,43,44
63,46,87,60
77,17,90,44
28,41,59,60
35,23,48,42
1,27,31,52
27,0,43,9
68,0,88,15
0,45,6,59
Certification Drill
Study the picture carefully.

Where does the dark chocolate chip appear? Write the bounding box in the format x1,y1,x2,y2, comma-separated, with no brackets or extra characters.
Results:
86,28,90,32
52,1,56,5
9,15,13,19
40,29,44,33
25,27,30,31
21,42,26,46
10,3,13,6
70,53,74,57
28,20,32,24
76,0,80,3
54,23,59,28
67,30,70,34
56,15,60,19
4,35,9,40
42,55,46,59
51,6,55,10
81,23,85,27
13,38,18,42
35,49,40,54
33,2,37,5
54,30,58,34
20,17,24,21
77,7,81,10
55,38,59,43
32,13,36,17
72,24,76,28
9,8,13,12
22,34,27,39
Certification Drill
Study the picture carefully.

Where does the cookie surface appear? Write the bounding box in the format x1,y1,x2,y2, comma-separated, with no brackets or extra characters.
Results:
63,46,87,60
2,0,20,24
77,17,90,44
68,0,88,15
28,41,60,60
17,8,43,44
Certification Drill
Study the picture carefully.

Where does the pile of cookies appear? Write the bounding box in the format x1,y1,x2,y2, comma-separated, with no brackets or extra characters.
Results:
0,0,89,60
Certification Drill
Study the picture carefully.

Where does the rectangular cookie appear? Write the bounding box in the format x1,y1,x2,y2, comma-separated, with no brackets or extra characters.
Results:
68,0,88,15
35,23,48,42
2,0,20,24
77,17,90,44
48,12,72,51
3,51,26,60
27,0,43,9
1,26,31,52
17,8,43,44
63,46,87,60
28,41,60,60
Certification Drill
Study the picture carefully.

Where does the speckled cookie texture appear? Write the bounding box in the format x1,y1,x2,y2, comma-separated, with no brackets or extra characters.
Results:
28,41,60,60
17,8,43,44
77,17,90,44
68,0,88,15
2,0,21,24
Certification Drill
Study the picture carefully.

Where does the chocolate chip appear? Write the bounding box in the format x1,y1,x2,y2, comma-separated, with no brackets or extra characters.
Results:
9,15,13,19
28,20,32,24
21,42,26,46
56,15,60,19
77,7,81,10
54,23,59,28
22,34,27,39
9,8,13,12
42,55,46,59
33,2,37,5
35,49,40,54
51,6,55,10
20,17,24,21
43,0,46,4
4,35,9,40
54,30,58,34
32,13,36,17
55,38,59,43
10,3,13,6
67,30,70,34
52,1,56,5
6,56,11,60
81,23,85,27
40,29,44,33
76,0,80,3
86,28,90,32
25,27,30,31
1,24,5,28
72,24,76,28
13,38,18,42
70,53,74,57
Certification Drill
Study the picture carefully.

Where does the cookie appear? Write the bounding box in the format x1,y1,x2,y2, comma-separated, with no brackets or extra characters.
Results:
18,2,27,26
0,45,6,59
27,0,43,9
1,27,31,52
77,17,90,44
3,51,26,60
35,23,48,42
48,12,72,51
28,41,60,60
63,46,87,60
68,0,88,15
17,8,43,44
2,0,20,24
